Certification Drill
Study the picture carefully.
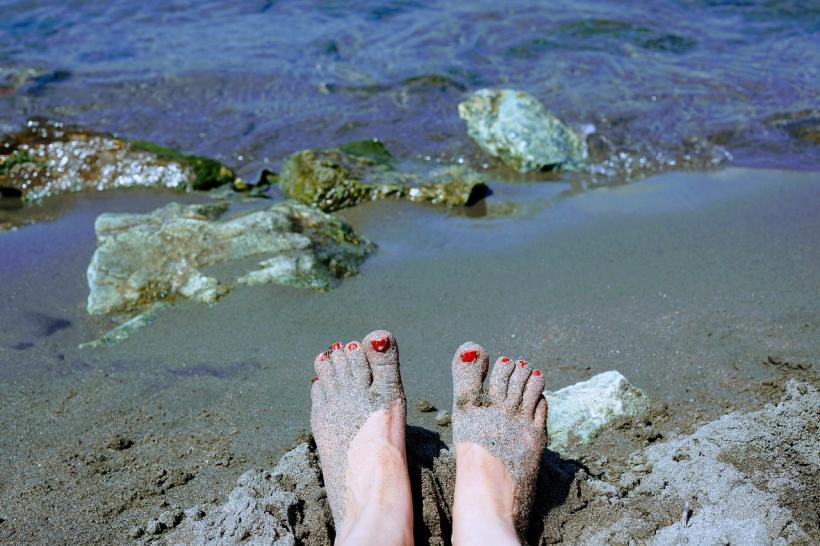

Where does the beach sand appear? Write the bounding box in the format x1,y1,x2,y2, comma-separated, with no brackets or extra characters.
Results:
0,167,818,543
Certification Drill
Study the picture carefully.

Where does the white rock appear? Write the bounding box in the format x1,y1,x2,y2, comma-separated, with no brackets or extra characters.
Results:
458,88,584,173
545,370,649,452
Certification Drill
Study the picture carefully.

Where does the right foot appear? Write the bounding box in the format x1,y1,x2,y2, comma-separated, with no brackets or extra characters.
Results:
310,330,414,546
450,342,548,545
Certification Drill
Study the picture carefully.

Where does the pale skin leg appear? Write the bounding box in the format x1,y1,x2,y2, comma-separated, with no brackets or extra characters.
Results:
310,330,414,546
450,343,548,546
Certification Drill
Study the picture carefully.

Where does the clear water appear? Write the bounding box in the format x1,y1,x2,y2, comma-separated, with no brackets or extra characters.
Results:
0,0,818,185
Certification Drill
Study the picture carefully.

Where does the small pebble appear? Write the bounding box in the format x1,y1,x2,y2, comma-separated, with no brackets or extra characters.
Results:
158,508,183,529
415,399,436,413
436,410,451,427
105,435,134,451
145,518,165,535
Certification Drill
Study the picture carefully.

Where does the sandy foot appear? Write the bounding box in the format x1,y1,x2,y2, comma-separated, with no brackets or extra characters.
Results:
310,330,414,545
450,342,548,543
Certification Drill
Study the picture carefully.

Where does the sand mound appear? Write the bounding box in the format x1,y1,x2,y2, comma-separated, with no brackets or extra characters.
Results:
162,380,818,545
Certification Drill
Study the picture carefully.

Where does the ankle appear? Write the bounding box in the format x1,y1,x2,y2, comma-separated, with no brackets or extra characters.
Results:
337,501,413,546
452,442,520,546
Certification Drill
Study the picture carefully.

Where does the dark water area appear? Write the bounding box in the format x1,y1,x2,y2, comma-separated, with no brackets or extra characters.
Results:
0,0,818,186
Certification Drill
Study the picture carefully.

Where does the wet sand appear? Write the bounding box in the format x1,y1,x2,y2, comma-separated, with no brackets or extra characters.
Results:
0,167,818,543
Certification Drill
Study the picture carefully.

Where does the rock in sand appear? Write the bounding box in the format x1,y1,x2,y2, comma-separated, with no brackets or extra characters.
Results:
545,370,650,452
86,201,374,315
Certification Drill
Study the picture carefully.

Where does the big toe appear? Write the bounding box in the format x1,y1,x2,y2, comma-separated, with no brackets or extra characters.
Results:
362,329,403,398
451,342,489,408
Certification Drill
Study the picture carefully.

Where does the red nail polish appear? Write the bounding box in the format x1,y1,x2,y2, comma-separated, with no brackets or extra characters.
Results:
331,342,341,351
518,360,528,368
347,342,358,350
501,357,511,363
533,369,542,376
317,352,326,362
310,376,319,383
460,350,479,363
370,337,390,352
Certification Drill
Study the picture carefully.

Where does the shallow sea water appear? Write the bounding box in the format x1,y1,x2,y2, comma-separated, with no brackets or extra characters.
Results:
1,0,818,183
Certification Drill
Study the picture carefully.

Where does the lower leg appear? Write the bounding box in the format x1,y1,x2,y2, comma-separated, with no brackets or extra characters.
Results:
334,405,414,546
452,442,520,546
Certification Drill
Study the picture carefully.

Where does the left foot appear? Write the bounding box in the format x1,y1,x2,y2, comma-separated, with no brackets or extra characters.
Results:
449,342,548,545
310,330,414,546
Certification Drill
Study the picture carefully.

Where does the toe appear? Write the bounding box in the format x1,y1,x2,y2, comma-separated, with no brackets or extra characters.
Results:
522,369,546,417
344,340,372,386
451,342,489,408
534,396,548,427
310,376,325,404
362,330,402,397
328,341,352,380
313,350,335,388
489,356,515,404
504,359,532,412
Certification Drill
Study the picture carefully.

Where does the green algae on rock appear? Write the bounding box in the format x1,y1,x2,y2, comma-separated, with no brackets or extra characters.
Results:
86,201,374,315
458,88,585,173
277,140,489,212
0,119,245,202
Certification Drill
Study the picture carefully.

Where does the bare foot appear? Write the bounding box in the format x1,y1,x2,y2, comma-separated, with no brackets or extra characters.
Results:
310,330,414,546
450,342,548,545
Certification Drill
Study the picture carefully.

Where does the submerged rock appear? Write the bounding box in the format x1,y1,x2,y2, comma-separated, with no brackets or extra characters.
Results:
458,88,584,172
86,200,374,315
545,370,649,452
0,119,245,202
276,139,489,212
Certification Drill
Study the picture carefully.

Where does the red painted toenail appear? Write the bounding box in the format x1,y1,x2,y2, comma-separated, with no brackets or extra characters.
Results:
533,369,542,376
501,357,511,363
331,342,341,350
518,360,528,368
370,337,390,352
310,376,319,383
460,350,479,363
346,342,358,350
317,352,326,362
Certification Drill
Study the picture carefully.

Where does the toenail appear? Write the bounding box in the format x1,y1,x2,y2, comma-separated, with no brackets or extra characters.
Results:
501,357,511,363
370,337,390,352
331,342,341,351
317,352,326,362
346,342,358,350
518,360,528,368
460,350,479,363
533,369,542,376
310,376,319,383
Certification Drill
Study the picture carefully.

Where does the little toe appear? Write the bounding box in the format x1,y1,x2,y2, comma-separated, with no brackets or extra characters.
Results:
489,356,516,404
344,340,372,386
522,369,546,417
504,359,532,412
451,342,489,408
534,396,548,427
313,350,335,388
362,330,403,397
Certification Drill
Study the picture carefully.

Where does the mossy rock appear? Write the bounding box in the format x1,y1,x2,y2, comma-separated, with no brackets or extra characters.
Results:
277,141,488,212
0,118,245,201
